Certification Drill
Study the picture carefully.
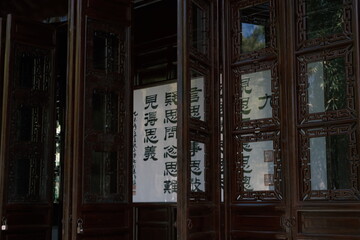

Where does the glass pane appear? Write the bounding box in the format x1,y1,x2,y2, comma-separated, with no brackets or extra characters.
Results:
15,158,30,196
190,71,205,121
307,58,346,113
93,91,105,131
306,0,343,40
93,32,106,70
192,2,207,54
241,70,272,121
15,47,50,90
242,141,275,191
106,33,119,73
90,151,118,196
310,135,350,190
190,141,205,193
107,93,119,132
93,90,118,133
16,106,41,142
93,31,119,72
18,54,35,88
16,106,33,141
240,3,270,53
10,156,44,202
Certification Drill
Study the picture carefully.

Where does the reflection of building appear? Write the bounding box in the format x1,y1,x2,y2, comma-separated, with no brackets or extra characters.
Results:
0,0,359,240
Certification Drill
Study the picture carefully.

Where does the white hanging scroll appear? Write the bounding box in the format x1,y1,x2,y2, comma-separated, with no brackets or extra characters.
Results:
133,79,205,202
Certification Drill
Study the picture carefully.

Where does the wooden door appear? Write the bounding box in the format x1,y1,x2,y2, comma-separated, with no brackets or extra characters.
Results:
289,0,360,239
65,0,132,239
177,0,221,239
223,0,288,239
0,14,56,240
223,0,360,239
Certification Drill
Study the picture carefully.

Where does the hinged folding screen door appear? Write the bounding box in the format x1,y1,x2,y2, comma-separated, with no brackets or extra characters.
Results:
223,0,360,239
0,14,56,240
65,0,133,239
177,0,221,239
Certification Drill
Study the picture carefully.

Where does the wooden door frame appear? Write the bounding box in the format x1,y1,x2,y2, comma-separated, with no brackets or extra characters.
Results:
177,0,221,239
0,14,57,240
222,0,360,239
0,16,7,236
0,17,8,236
63,0,133,239
176,0,190,239
62,0,76,239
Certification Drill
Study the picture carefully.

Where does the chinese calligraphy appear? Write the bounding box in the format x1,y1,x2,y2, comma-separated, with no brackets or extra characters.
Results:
241,70,272,121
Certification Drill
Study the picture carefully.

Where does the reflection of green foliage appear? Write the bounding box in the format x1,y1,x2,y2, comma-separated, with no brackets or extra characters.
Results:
326,134,350,189
307,57,346,111
306,0,344,39
324,58,346,111
241,26,266,53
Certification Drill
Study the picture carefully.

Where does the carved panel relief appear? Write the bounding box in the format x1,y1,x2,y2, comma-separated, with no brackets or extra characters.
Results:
297,45,356,124
189,0,210,61
230,0,277,63
233,60,279,131
299,124,359,200
7,44,53,203
234,131,282,201
83,19,128,203
296,0,353,50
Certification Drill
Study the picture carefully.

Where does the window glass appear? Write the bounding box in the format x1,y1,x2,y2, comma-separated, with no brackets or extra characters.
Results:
306,0,344,39
240,3,270,53
242,141,275,192
241,70,272,120
93,90,119,133
93,31,119,72
192,2,208,54
90,151,118,196
307,57,346,113
190,141,205,193
310,135,350,190
190,71,205,121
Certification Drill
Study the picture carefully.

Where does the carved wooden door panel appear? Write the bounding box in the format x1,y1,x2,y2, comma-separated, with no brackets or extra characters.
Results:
0,15,56,240
223,0,288,239
66,0,132,239
223,0,360,239
177,0,221,239
290,0,360,239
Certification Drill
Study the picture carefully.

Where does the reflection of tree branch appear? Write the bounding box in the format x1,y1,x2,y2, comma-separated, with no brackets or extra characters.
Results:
306,0,343,39
308,57,345,112
324,58,346,111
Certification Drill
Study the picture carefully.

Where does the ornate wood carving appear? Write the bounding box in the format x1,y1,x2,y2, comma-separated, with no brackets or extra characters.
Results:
299,124,360,200
86,19,126,82
297,45,356,124
296,0,353,50
234,131,282,201
7,43,53,203
230,0,277,64
14,44,51,91
232,60,280,131
229,0,282,204
188,0,211,62
83,19,128,203
8,152,45,202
